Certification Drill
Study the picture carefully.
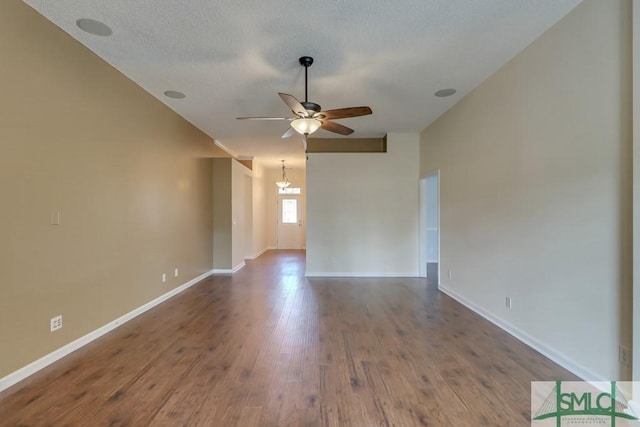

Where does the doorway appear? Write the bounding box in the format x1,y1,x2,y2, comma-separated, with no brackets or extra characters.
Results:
277,195,302,249
419,173,439,284
244,174,253,259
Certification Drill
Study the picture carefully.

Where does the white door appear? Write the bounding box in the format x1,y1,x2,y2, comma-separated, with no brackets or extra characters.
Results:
277,196,302,249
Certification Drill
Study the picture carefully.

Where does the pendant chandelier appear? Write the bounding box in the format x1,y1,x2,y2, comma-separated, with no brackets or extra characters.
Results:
275,160,290,188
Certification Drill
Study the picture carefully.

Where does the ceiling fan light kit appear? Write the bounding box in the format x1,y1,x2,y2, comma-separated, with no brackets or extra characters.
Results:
237,56,372,142
291,118,321,135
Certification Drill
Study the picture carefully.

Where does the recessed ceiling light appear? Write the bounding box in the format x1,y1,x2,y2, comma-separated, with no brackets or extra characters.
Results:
76,18,112,37
435,88,457,98
164,90,186,99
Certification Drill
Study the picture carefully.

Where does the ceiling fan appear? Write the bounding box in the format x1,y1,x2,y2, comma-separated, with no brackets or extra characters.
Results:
237,56,372,144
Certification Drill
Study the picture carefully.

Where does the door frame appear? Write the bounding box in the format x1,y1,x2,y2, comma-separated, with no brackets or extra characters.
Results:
419,171,440,283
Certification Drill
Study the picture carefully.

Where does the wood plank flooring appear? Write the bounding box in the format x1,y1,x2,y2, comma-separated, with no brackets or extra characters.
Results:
0,250,577,426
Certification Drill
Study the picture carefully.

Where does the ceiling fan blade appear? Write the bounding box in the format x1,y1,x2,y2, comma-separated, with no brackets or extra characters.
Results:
236,116,293,120
282,127,295,139
278,93,307,117
318,106,372,120
320,120,354,135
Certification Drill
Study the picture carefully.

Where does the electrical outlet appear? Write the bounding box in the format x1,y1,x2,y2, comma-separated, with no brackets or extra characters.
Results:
50,315,62,332
505,297,512,309
448,270,452,279
619,344,631,367
174,268,179,277
162,273,166,283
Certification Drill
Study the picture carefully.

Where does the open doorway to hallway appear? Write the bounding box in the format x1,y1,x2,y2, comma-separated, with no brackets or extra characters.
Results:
420,173,439,284
277,189,303,249
269,165,307,252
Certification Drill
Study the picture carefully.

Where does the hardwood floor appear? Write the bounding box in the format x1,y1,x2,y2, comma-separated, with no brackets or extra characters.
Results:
0,250,576,426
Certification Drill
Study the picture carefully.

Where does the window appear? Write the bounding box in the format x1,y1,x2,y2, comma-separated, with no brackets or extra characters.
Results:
278,187,301,195
282,199,298,224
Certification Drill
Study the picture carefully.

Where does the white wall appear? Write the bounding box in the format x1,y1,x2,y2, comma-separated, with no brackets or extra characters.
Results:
425,175,439,263
306,132,420,276
420,0,632,380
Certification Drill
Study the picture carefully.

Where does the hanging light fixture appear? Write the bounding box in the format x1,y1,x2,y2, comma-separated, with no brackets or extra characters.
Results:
290,118,321,135
275,160,290,188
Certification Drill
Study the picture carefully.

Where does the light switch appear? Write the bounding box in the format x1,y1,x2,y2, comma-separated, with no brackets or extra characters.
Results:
50,210,60,225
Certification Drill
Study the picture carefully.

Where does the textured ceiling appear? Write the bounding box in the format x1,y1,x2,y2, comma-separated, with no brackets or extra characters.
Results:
23,0,581,168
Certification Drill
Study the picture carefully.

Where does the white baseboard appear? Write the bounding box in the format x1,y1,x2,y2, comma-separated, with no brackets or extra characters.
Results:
0,269,214,393
438,283,604,381
213,261,245,275
245,247,268,260
305,271,419,278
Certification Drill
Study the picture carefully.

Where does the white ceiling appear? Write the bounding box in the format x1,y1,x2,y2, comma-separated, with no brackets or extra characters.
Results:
23,0,581,168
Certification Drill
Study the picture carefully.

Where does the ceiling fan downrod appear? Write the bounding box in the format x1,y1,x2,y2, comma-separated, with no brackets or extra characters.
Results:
298,56,320,113
299,56,313,103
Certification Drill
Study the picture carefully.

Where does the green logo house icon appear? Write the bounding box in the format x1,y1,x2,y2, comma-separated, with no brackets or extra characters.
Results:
532,381,639,426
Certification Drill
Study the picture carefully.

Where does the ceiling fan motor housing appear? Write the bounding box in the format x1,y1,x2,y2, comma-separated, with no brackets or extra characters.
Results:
299,56,314,67
301,101,321,113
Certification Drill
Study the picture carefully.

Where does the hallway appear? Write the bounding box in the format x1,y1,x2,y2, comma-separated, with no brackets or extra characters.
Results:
0,250,576,426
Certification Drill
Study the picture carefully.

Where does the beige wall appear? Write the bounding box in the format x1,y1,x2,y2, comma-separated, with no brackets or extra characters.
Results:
231,160,252,268
212,159,232,269
0,0,221,378
307,133,420,276
420,0,632,380
212,158,254,270
250,160,269,258
632,3,640,382
634,0,640,382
